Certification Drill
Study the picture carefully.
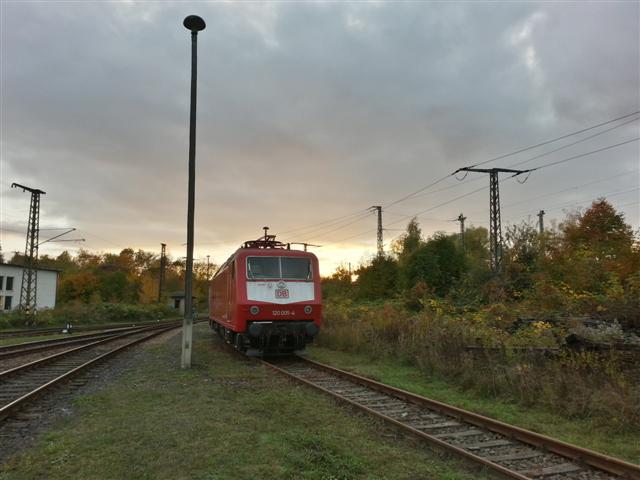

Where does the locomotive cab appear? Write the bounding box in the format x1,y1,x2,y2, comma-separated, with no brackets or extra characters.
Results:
209,234,322,355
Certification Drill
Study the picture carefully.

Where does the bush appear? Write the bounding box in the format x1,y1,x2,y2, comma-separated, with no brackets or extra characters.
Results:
318,299,639,430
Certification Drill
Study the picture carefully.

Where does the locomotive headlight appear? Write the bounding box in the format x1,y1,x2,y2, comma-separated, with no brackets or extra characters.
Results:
250,306,260,315
304,306,313,315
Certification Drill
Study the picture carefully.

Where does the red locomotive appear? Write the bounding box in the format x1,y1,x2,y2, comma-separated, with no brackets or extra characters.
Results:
209,233,322,355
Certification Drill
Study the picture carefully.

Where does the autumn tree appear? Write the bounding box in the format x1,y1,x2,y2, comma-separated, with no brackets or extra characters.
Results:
322,264,353,299
503,221,541,291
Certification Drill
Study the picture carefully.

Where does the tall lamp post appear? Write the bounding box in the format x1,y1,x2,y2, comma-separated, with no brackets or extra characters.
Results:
182,15,205,369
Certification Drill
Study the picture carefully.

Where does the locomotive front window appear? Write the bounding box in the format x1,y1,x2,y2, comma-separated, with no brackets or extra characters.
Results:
247,257,312,280
281,258,311,280
247,257,280,279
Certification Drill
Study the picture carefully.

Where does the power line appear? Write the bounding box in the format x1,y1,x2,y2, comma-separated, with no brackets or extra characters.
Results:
330,135,638,248
506,116,639,169
333,228,377,244
510,186,640,218
383,210,452,222
462,168,639,218
385,184,488,229
278,209,369,236
465,110,640,169
270,113,640,245
302,210,373,240
399,176,486,203
332,184,489,244
383,174,453,209
384,111,639,210
524,137,639,173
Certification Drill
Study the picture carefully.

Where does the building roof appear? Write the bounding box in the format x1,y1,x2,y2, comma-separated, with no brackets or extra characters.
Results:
0,262,61,273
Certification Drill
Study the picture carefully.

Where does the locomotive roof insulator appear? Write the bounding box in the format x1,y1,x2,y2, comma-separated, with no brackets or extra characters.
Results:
242,234,290,250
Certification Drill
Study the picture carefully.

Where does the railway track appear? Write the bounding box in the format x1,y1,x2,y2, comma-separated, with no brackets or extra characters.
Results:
0,321,182,423
264,356,640,480
0,320,180,361
0,318,181,339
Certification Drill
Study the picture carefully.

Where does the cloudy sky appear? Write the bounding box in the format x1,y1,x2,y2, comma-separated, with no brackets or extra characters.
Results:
1,1,639,274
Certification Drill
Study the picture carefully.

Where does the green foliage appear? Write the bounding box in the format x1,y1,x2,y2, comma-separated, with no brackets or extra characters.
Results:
340,199,639,327
355,255,399,300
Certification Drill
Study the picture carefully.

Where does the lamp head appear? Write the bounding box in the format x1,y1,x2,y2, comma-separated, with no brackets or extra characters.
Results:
183,15,206,32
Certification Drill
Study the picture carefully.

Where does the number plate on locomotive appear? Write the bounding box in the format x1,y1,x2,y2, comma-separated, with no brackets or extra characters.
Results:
275,288,290,299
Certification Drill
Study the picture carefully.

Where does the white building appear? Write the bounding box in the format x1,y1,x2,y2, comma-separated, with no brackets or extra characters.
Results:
0,263,59,312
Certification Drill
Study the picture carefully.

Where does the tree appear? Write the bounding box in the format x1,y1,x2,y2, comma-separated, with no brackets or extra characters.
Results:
394,218,425,289
322,264,353,299
563,199,635,263
399,218,422,258
503,221,541,291
356,255,399,299
550,199,640,292
401,233,465,296
58,271,101,303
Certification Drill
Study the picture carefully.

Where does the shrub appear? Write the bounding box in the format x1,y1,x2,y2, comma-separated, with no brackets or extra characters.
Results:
318,299,639,430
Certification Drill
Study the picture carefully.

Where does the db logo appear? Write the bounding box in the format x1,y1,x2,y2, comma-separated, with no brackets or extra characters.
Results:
275,288,290,299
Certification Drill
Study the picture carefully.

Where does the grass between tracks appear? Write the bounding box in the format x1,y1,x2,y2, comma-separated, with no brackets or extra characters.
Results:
0,334,69,347
306,346,640,464
0,325,496,480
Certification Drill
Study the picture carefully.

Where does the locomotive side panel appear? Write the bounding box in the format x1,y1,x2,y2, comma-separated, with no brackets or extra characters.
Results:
210,258,234,326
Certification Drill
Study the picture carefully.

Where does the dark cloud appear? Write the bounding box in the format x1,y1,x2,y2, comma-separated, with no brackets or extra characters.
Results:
1,2,638,272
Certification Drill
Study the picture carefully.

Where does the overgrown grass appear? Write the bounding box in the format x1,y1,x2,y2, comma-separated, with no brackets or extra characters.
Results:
0,325,495,480
0,303,177,330
318,299,640,432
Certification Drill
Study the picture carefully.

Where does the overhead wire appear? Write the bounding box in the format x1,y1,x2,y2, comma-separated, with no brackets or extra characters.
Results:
278,208,369,236
501,168,639,211
348,137,638,245
384,110,640,209
506,116,639,169
303,210,374,241
510,137,639,177
464,110,640,169
504,186,640,220
333,228,377,244
328,139,638,245
281,112,640,249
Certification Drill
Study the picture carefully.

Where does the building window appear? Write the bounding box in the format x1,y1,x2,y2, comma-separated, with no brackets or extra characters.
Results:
4,296,12,310
6,277,13,291
0,276,3,290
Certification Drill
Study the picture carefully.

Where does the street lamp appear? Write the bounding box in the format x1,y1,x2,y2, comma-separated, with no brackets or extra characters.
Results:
182,15,205,369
